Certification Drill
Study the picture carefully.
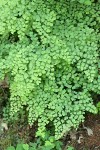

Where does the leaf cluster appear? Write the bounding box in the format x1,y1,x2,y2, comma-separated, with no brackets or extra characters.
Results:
6,131,62,150
0,0,100,139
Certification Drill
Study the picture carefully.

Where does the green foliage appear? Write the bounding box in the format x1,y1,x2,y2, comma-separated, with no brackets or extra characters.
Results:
36,130,62,150
67,146,75,150
71,0,93,5
6,131,62,150
0,0,100,139
7,144,28,150
96,101,100,113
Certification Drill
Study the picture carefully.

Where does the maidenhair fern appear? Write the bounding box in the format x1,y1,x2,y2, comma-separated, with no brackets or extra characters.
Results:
0,0,100,139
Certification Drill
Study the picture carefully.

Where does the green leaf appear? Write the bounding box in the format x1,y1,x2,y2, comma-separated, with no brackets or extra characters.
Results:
16,144,23,150
67,146,74,150
23,144,29,150
6,146,15,150
84,0,91,5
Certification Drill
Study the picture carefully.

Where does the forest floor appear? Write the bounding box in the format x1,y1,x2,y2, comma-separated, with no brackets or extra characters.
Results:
0,114,100,150
63,114,100,150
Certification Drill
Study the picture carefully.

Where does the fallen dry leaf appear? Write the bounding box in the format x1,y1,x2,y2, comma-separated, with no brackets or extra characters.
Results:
83,126,93,136
77,134,83,144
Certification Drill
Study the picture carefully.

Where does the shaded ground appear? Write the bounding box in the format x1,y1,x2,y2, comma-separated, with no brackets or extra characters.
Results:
63,114,100,150
0,114,100,150
0,120,37,150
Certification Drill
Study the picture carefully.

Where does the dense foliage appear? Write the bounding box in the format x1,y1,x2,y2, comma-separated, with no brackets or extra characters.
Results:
0,0,100,139
6,131,62,150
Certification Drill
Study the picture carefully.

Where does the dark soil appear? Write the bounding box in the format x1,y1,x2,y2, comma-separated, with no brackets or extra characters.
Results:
63,114,100,150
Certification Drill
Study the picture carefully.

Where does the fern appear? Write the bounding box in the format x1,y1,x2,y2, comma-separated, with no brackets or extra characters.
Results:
0,0,100,139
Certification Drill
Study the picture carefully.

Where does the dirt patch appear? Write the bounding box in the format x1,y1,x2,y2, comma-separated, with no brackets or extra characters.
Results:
63,114,100,150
